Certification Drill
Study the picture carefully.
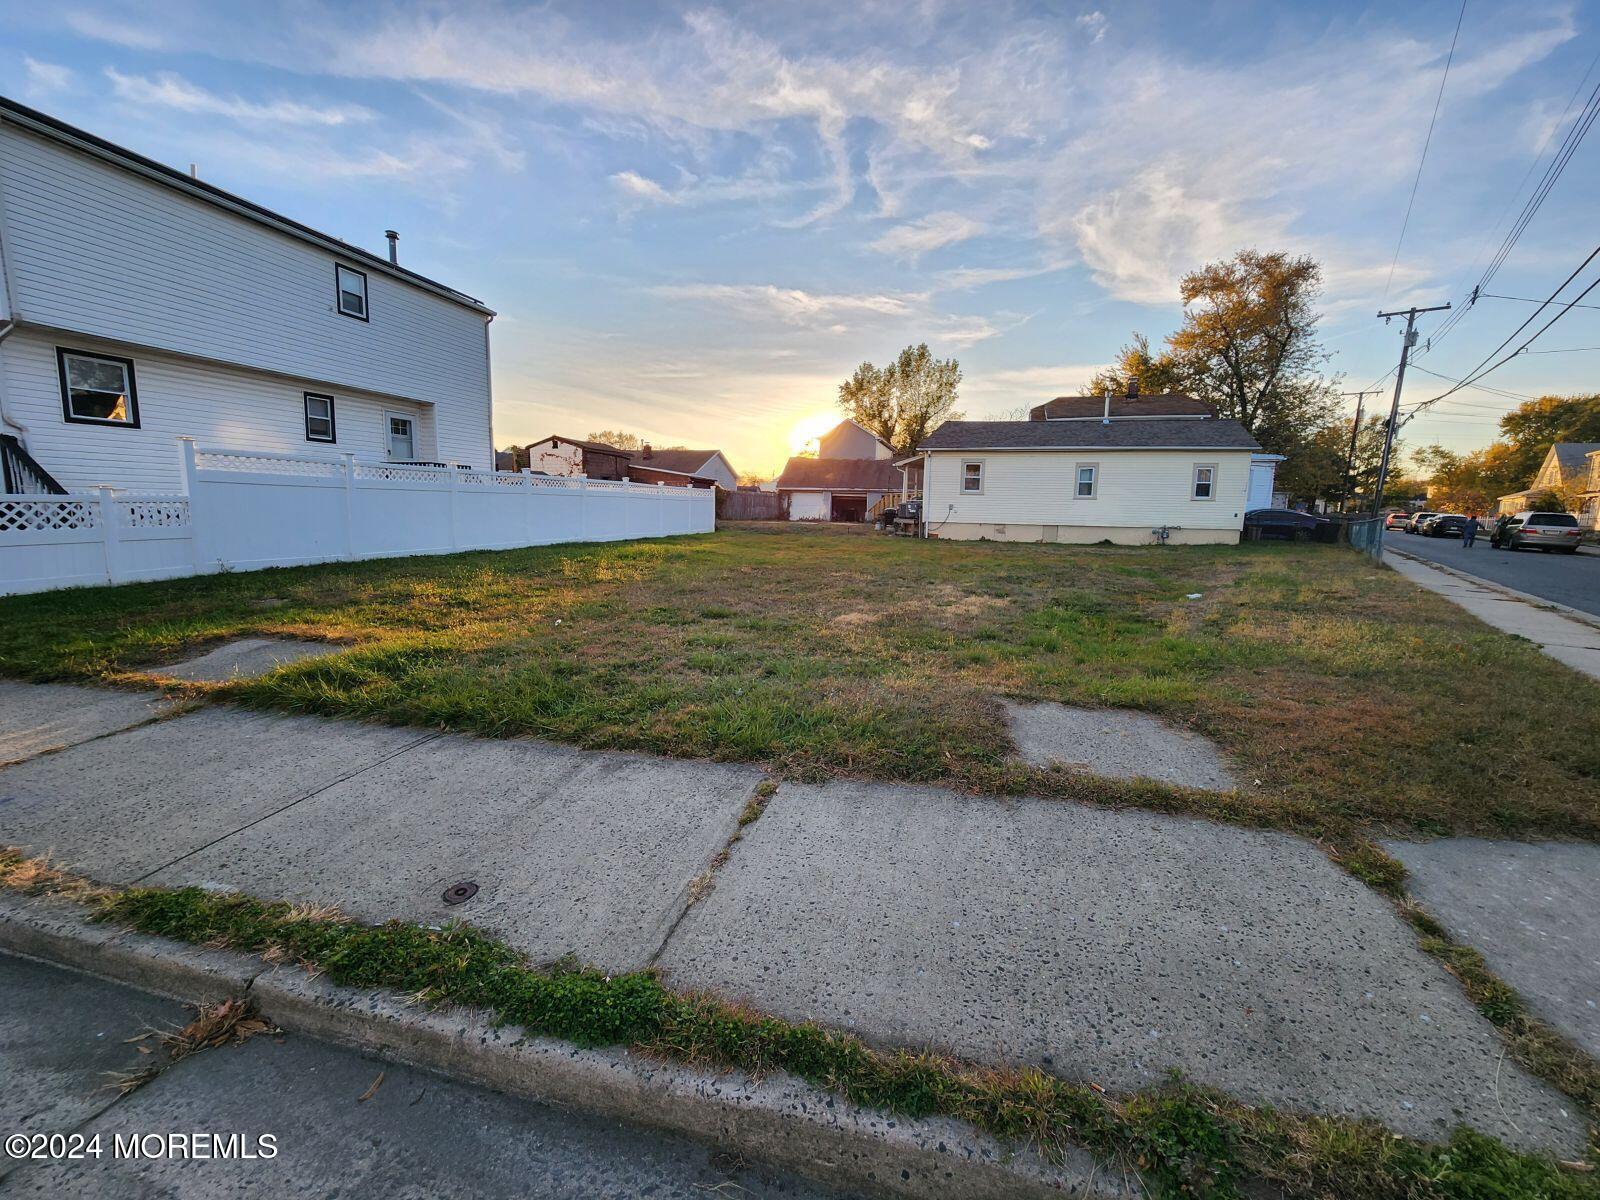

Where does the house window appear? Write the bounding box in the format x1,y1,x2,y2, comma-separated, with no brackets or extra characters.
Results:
304,393,336,443
961,460,984,494
57,348,139,427
1075,463,1098,498
1193,463,1216,500
335,264,369,320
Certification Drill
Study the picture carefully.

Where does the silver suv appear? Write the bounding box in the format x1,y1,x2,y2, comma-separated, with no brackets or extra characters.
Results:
1498,511,1584,554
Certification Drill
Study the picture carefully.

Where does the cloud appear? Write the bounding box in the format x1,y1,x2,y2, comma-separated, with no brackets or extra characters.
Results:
651,282,916,326
104,68,375,127
611,170,678,205
64,9,165,49
869,211,983,260
1077,11,1108,44
24,58,75,94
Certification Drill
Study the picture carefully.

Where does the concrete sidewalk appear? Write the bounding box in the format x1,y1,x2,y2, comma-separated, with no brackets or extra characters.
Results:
1385,549,1600,682
0,680,1587,1157
1,953,851,1198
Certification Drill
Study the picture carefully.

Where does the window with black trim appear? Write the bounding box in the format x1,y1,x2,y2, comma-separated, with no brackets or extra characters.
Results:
304,393,336,443
335,264,368,320
961,460,984,493
58,349,139,427
1192,463,1216,500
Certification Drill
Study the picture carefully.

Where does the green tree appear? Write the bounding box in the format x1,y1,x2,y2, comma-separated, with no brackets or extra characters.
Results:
588,430,642,451
838,343,963,455
1495,394,1600,483
1082,333,1182,398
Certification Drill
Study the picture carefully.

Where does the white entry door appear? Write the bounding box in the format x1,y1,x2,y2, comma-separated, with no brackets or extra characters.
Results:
386,413,415,461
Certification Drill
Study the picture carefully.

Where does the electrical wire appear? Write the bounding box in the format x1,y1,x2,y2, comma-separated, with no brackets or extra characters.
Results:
1382,0,1467,306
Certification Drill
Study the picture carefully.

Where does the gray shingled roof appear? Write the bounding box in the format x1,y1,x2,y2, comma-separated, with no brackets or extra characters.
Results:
1552,442,1600,474
918,419,1262,451
1029,394,1214,421
775,457,903,490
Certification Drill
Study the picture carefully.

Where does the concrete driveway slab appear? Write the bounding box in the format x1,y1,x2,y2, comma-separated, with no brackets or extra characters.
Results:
0,681,179,765
1386,837,1600,1059
0,709,430,881
0,955,191,1180
145,734,764,973
659,780,1585,1155
1003,700,1237,790
149,637,347,682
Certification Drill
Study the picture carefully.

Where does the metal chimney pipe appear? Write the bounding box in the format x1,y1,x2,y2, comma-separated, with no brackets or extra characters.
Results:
385,230,399,265
1102,390,1112,424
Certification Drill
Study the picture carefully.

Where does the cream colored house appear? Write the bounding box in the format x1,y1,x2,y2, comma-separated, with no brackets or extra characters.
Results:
1496,442,1600,516
912,418,1261,544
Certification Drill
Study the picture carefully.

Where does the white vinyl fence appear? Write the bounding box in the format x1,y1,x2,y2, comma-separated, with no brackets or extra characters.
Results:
0,440,715,596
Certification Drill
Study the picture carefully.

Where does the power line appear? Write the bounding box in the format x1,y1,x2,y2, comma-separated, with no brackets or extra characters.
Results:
1381,0,1467,306
1404,365,1537,403
1516,344,1600,354
1479,291,1600,312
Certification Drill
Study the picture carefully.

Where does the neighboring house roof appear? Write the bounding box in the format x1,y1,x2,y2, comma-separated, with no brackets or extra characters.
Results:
628,463,716,487
632,448,720,474
1550,442,1600,477
919,419,1261,452
774,457,903,491
535,435,632,459
1029,394,1215,421
0,95,493,316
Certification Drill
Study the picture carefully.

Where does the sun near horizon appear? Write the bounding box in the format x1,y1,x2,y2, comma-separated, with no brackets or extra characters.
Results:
787,410,842,458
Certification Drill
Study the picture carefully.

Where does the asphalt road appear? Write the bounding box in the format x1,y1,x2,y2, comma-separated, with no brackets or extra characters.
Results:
0,954,851,1199
1386,529,1600,617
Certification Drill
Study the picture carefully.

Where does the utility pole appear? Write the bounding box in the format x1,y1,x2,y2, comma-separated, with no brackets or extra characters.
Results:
1337,390,1383,512
1371,304,1450,518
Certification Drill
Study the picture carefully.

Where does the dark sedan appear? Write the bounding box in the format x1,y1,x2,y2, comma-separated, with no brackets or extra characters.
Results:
1422,514,1468,538
1243,508,1327,540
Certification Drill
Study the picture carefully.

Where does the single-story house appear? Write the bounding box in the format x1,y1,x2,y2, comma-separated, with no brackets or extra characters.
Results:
1496,442,1600,515
774,419,901,521
524,435,633,480
632,445,738,489
909,417,1264,544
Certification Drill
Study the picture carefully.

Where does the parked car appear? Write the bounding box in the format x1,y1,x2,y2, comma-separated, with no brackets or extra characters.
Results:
1243,508,1328,540
1383,511,1412,532
1495,511,1584,554
1404,511,1440,533
1422,514,1468,538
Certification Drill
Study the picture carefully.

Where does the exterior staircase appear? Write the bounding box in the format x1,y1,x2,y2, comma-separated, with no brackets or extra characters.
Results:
1,435,67,495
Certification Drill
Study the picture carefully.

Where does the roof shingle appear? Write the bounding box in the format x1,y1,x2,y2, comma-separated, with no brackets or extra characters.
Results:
774,457,903,490
1029,394,1215,421
918,419,1261,452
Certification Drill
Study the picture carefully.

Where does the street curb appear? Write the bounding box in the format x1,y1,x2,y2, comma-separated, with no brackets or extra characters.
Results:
1383,546,1600,633
0,891,1127,1199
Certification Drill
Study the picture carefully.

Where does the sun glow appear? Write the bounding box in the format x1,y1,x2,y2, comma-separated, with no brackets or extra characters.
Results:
787,410,840,456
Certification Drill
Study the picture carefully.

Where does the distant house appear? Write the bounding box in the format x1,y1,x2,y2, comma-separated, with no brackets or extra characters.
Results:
524,435,632,480
907,415,1263,544
775,419,902,521
1580,449,1600,530
632,445,738,489
0,96,495,494
1496,442,1600,515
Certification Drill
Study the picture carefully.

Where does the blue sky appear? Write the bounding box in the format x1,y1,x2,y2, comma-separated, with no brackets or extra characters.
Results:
3,0,1598,476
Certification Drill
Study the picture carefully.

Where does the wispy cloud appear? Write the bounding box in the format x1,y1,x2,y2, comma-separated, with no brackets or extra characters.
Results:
105,68,375,127
651,282,916,327
611,170,678,205
65,9,165,49
869,212,983,261
23,58,75,94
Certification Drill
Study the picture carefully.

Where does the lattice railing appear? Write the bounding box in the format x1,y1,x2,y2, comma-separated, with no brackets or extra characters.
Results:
0,497,99,533
196,449,343,478
353,462,448,484
118,496,191,529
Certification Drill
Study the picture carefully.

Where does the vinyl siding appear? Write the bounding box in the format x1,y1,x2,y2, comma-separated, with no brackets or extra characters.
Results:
0,122,491,469
818,422,891,460
1,330,433,492
926,448,1253,530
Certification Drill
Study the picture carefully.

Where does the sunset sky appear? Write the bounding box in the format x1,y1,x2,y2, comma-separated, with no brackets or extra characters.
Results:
4,0,1598,476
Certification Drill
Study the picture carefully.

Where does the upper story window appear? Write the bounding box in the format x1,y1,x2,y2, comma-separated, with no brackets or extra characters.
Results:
961,460,984,493
304,393,336,443
1075,463,1098,498
1192,464,1216,500
335,264,369,320
57,349,140,428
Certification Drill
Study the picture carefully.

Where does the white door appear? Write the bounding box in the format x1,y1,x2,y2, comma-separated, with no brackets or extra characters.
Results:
386,413,415,461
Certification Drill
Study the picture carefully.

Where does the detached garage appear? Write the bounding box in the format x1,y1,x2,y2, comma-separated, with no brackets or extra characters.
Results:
774,456,903,522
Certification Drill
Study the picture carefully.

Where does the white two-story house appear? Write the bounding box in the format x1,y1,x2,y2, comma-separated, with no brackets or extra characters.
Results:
0,96,494,495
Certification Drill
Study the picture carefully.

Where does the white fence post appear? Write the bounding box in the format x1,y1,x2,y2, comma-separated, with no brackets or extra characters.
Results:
579,475,589,542
522,468,535,544
341,453,358,562
447,461,461,551
96,486,120,586
178,438,203,574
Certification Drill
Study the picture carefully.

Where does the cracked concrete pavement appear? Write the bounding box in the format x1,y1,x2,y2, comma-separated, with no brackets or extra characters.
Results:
0,678,1589,1156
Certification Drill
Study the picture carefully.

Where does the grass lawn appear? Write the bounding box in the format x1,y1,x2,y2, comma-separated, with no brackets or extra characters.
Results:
2,522,1597,842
